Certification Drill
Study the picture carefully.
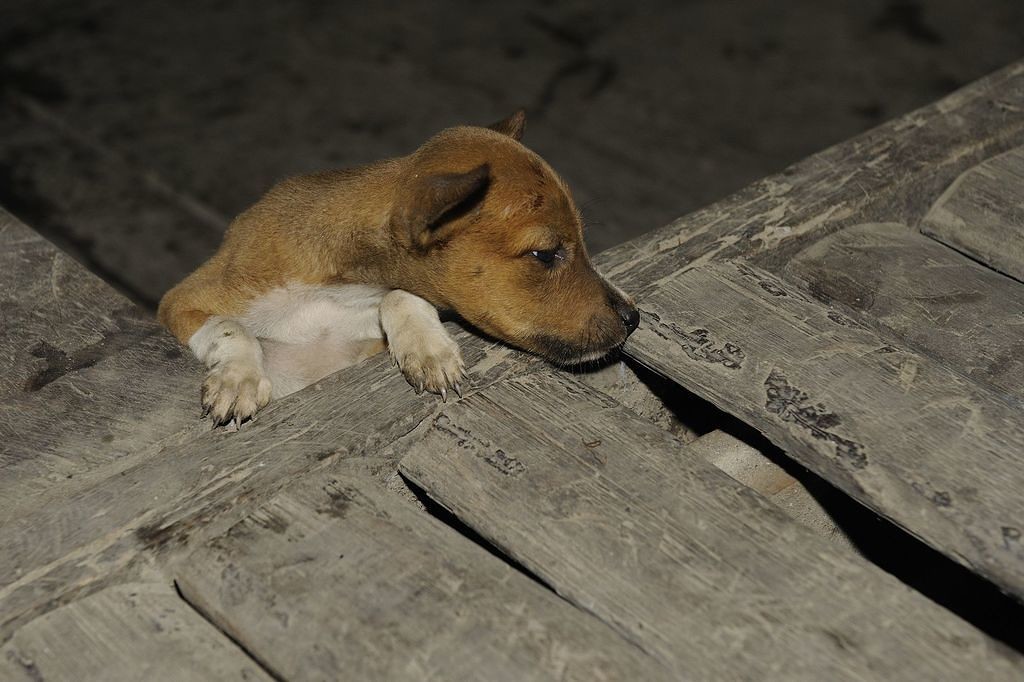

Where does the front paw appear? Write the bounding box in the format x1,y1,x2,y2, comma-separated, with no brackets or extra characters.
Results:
201,363,273,426
391,334,465,401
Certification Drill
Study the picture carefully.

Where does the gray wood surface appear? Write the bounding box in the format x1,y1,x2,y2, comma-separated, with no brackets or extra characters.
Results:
0,582,270,681
399,371,1022,680
0,208,150,397
923,146,1024,282
0,332,207,518
3,59,1024,677
0,208,208,519
787,222,1024,399
576,360,699,442
686,430,852,547
625,259,1024,599
0,98,227,307
593,60,1024,296
0,334,533,642
177,471,668,681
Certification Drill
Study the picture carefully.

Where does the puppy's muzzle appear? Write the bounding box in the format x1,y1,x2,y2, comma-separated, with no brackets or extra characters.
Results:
607,289,640,337
613,299,640,336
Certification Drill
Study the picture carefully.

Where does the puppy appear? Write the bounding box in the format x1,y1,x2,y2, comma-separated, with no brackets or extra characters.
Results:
158,111,640,426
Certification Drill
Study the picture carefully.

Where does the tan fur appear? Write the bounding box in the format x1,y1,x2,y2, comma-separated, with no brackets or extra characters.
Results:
159,111,638,424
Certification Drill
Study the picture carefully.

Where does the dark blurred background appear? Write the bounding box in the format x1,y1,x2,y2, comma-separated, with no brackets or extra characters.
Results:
2,0,1023,308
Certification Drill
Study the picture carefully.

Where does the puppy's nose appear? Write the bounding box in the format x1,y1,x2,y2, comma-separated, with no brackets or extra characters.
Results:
615,301,640,336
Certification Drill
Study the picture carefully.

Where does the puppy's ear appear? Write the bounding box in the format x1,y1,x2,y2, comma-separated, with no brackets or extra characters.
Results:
488,109,526,141
392,163,490,251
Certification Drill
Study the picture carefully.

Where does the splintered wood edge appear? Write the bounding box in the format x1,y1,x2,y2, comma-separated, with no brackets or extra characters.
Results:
922,146,1024,282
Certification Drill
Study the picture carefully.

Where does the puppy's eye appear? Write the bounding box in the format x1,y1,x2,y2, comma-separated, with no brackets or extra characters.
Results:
530,248,564,266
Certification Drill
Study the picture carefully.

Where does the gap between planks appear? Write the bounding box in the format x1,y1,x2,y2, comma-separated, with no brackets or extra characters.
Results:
398,370,1023,679
626,259,1024,600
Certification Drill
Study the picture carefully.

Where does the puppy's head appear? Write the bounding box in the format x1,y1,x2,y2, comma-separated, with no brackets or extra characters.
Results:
389,111,639,365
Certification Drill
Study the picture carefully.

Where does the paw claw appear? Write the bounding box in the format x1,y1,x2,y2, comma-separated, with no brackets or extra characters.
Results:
394,339,465,399
384,300,466,400
201,363,271,430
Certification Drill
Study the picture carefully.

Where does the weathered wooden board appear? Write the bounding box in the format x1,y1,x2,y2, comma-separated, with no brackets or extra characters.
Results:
922,146,1024,282
0,334,533,642
624,260,1024,599
399,371,1023,679
0,208,152,398
177,472,668,681
0,212,210,518
0,582,270,681
0,97,227,308
0,58,1021,675
0,210,211,520
594,60,1024,295
576,360,699,442
687,430,795,496
685,430,852,546
0,332,209,517
787,222,1024,399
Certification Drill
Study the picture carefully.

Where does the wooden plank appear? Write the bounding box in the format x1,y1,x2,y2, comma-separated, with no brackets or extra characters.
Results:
686,430,852,547
0,582,270,681
922,146,1024,282
688,430,796,495
787,222,1024,399
576,359,699,442
0,208,151,398
1,60,1019,671
0,97,226,307
0,331,205,518
0,211,209,518
624,260,1024,599
176,472,668,681
398,371,1023,679
0,336,533,642
593,60,1024,295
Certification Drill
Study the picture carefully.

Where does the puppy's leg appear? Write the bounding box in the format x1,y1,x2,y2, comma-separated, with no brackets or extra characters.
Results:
380,290,464,399
159,262,273,425
189,316,273,425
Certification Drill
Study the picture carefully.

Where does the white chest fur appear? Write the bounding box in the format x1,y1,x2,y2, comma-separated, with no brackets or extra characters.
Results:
236,283,389,398
192,280,385,399
189,283,463,420
240,283,388,345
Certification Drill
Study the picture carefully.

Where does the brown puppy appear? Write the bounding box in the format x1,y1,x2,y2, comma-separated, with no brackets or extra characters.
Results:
158,111,639,425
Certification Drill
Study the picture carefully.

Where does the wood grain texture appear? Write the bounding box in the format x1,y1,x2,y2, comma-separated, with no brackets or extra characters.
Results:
576,360,699,442
0,334,535,643
2,58,1023,676
923,146,1024,282
0,208,151,397
593,60,1024,295
399,371,1023,679
0,582,270,681
0,332,208,516
177,471,668,681
0,99,226,309
0,210,209,519
685,430,853,546
787,222,1024,399
625,260,1024,599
